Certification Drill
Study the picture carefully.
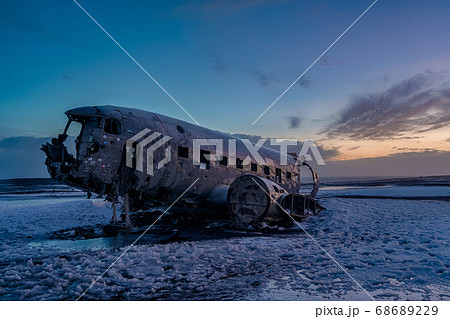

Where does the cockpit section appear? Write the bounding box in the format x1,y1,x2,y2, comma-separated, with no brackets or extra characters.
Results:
41,106,124,184
62,111,123,160
66,115,103,160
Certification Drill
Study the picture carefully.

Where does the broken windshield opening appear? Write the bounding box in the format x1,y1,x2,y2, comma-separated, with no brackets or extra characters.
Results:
65,120,82,138
61,119,81,158
63,116,103,159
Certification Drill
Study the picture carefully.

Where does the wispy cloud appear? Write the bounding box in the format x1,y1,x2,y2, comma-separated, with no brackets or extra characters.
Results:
249,69,280,87
323,71,450,140
211,56,228,75
62,72,73,80
284,116,302,129
250,70,314,89
346,145,361,151
296,75,315,89
393,147,437,152
319,56,346,67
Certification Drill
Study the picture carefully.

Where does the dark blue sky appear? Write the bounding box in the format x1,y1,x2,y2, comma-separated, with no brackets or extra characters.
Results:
1,0,450,177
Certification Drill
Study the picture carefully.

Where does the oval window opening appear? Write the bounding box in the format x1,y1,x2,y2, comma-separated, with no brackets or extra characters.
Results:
177,125,185,134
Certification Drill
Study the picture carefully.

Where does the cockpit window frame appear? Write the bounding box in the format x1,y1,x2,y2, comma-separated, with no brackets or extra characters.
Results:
104,117,122,135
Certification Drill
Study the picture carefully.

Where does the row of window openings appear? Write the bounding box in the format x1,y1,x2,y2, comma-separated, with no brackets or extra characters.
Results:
87,117,121,135
178,146,294,181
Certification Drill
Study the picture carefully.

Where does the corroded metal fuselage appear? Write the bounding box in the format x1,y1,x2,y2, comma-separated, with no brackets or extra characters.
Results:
43,106,300,208
42,105,303,214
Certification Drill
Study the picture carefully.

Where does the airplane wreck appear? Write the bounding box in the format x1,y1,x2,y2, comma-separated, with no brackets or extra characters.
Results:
41,105,324,229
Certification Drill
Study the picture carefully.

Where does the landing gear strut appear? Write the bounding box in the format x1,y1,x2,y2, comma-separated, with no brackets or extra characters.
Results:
123,192,133,228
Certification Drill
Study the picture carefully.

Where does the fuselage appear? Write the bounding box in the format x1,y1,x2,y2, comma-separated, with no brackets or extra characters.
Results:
42,105,301,210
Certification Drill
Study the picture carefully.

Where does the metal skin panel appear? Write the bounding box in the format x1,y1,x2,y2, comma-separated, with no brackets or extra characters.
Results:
42,105,304,214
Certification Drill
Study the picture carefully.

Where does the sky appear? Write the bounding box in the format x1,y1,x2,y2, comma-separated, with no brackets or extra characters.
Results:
0,0,449,178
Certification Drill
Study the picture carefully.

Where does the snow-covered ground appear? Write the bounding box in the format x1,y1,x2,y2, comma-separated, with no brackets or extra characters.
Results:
0,179,448,300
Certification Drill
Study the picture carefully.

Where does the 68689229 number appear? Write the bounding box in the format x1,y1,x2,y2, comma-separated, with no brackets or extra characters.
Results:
375,305,438,316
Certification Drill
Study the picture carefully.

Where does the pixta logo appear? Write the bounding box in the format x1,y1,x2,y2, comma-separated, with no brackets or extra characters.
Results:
193,138,325,166
125,129,172,175
126,129,326,176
